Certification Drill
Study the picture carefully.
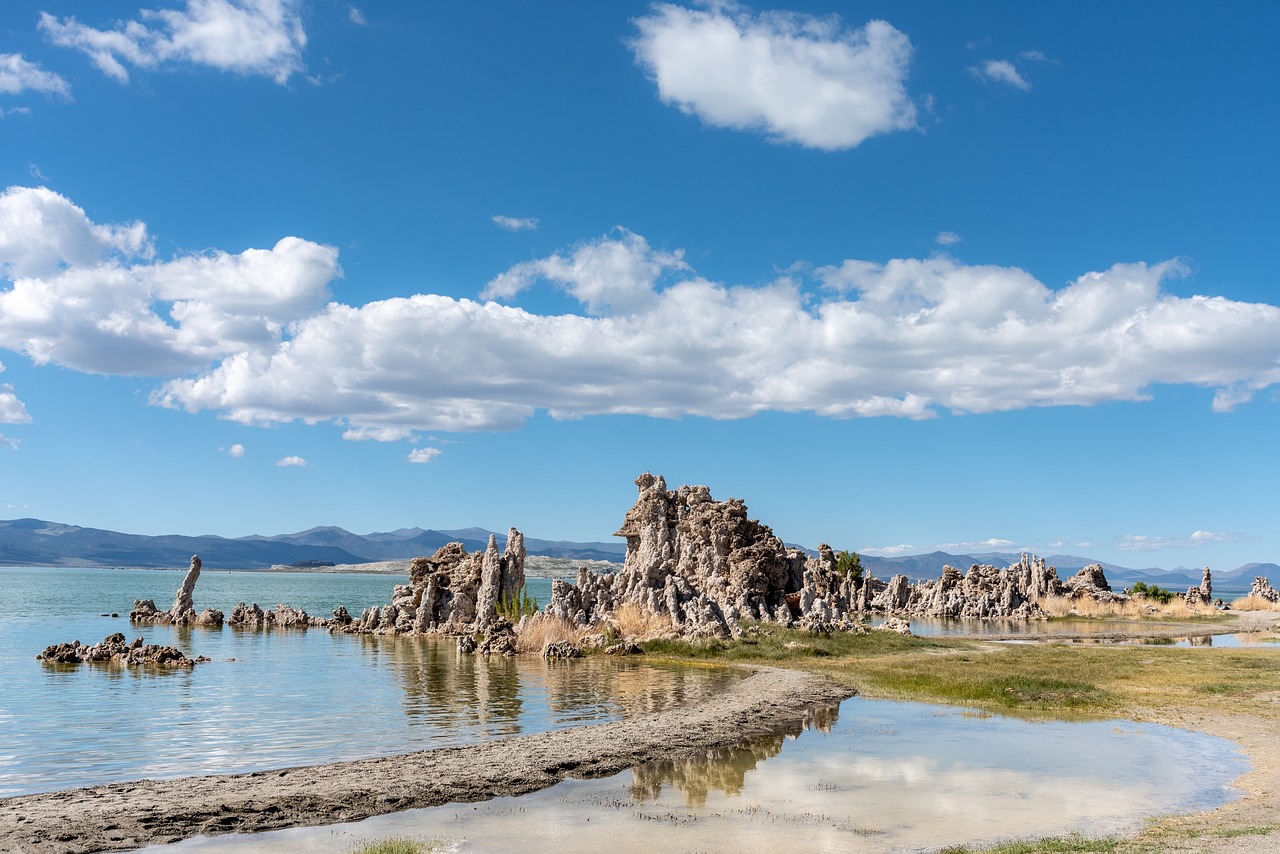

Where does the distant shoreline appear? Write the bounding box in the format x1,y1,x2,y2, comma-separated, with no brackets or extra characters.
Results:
0,555,623,579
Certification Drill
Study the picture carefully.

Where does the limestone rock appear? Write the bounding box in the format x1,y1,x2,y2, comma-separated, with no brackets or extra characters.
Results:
1250,577,1280,603
1186,567,1214,606
169,555,202,622
37,633,207,667
542,641,583,660
131,555,210,626
549,473,857,639
338,528,526,641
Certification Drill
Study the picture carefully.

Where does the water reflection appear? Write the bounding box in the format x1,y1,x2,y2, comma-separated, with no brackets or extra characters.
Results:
360,633,746,741
630,703,840,806
367,634,525,738
144,697,1249,854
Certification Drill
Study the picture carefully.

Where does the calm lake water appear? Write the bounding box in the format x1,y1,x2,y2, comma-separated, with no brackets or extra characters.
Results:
0,565,1254,851
0,566,736,798
145,697,1248,854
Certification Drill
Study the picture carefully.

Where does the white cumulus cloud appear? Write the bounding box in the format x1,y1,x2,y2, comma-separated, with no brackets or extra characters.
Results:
407,447,442,464
935,231,961,246
0,53,71,98
483,228,686,316
0,185,339,375
631,3,916,150
0,433,18,450
275,455,307,467
5,189,1280,442
224,442,245,457
972,59,1031,90
39,0,306,85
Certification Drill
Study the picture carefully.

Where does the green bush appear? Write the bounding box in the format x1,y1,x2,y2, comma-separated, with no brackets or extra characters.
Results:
497,584,539,621
834,549,862,582
1130,580,1175,605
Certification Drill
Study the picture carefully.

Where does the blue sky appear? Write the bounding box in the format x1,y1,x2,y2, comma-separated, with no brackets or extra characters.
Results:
1,1,1277,571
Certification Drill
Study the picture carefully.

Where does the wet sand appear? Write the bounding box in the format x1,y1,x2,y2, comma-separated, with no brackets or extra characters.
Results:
0,666,851,854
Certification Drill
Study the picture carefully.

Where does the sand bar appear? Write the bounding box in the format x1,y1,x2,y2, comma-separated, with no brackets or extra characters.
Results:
0,666,850,854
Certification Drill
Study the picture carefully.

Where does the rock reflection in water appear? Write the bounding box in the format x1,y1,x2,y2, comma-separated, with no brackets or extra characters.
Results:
360,634,746,738
630,702,839,806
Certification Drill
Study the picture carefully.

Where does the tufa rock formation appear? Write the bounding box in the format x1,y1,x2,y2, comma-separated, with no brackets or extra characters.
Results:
130,555,223,627
547,473,1142,639
547,473,869,638
1185,566,1214,606
37,633,208,667
335,529,526,644
1250,576,1280,603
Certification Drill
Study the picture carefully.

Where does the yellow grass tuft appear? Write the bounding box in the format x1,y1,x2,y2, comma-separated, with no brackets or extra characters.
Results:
1038,593,1206,620
1231,594,1280,612
610,602,673,641
513,614,581,653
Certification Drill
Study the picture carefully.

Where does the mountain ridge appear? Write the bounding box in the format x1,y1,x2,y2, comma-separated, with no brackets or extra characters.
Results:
0,518,1274,590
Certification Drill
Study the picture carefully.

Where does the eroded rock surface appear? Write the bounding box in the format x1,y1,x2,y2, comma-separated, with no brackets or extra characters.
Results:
546,473,1144,637
335,529,526,648
1250,577,1280,603
37,633,207,667
130,555,223,627
547,473,870,638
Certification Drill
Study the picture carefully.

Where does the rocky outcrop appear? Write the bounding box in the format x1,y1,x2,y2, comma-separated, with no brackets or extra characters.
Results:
37,633,208,667
130,555,223,627
547,474,1141,637
227,602,325,629
1250,576,1280,603
547,474,870,638
1186,566,1214,606
335,529,527,644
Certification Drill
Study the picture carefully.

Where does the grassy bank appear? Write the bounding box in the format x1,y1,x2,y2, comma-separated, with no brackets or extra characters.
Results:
643,620,1280,852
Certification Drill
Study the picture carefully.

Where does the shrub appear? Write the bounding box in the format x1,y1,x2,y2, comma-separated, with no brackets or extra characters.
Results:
834,549,862,582
497,584,539,622
1130,580,1175,605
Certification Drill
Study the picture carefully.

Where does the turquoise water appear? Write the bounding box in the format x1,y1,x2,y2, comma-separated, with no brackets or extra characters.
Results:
0,567,735,798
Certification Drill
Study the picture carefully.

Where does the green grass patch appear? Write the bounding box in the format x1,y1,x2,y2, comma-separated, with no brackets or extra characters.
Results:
350,838,443,854
938,834,1121,853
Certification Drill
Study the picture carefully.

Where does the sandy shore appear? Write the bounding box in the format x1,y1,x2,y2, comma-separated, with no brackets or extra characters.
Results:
0,667,851,854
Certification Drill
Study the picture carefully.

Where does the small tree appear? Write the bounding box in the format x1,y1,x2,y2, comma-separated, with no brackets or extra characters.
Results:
834,550,863,582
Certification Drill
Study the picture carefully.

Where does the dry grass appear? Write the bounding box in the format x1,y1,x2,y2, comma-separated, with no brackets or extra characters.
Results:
1231,594,1280,612
1038,593,1206,620
610,602,673,641
513,614,582,653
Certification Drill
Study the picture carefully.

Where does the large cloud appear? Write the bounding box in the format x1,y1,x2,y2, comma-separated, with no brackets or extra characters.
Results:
3,188,1278,438
0,186,337,375
39,0,306,84
630,3,916,150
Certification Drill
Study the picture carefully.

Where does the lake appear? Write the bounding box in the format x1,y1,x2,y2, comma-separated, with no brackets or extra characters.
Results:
0,565,1252,852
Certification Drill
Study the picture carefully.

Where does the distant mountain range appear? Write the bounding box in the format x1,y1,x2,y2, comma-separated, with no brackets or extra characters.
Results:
2,518,1275,592
0,518,625,569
